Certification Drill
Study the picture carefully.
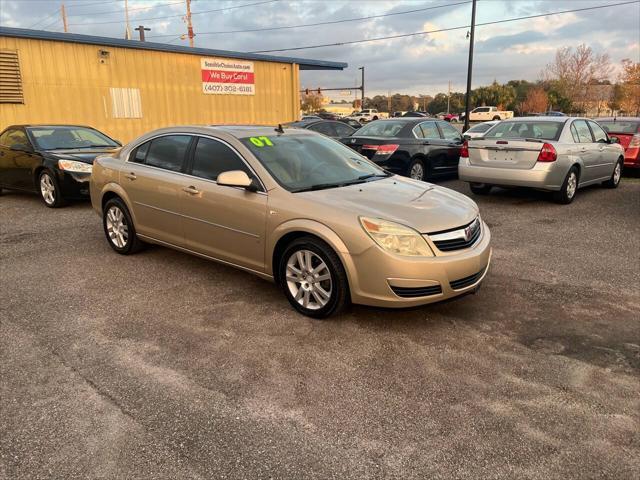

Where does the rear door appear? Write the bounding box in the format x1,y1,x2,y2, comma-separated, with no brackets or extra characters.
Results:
588,120,618,178
181,136,268,272
436,121,464,169
123,134,192,246
569,120,599,182
416,121,451,173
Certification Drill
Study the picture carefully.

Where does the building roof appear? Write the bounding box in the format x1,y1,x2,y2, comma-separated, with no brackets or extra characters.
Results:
0,27,348,71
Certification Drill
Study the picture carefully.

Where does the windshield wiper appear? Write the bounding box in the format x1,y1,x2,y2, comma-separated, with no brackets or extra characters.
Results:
291,182,344,193
292,173,390,192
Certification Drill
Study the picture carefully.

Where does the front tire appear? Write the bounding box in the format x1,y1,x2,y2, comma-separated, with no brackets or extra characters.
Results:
102,197,144,254
279,236,350,319
38,170,66,208
602,159,623,188
469,182,492,195
554,166,579,204
492,115,501,121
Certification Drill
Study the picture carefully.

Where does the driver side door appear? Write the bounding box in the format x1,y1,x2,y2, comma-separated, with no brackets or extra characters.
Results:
181,136,268,273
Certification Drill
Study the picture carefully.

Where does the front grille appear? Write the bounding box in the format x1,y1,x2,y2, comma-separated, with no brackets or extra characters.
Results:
449,265,487,290
390,284,443,298
430,218,481,252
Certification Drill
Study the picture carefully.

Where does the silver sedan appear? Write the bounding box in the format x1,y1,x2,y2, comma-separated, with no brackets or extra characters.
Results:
458,117,624,203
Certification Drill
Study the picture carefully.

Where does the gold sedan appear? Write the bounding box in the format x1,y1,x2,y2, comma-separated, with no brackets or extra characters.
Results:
90,126,491,318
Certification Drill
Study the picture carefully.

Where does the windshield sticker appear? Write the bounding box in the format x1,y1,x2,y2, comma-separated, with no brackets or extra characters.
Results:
249,136,274,147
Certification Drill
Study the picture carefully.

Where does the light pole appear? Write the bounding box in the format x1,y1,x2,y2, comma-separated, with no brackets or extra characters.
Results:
359,66,365,109
463,0,477,133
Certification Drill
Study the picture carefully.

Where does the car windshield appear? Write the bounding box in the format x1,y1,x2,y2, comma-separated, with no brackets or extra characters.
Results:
354,121,406,137
240,133,389,192
484,121,563,141
28,126,118,150
597,120,640,134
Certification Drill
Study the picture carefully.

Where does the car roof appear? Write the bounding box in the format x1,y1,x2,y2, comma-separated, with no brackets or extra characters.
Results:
501,116,575,123
594,117,640,121
4,124,96,129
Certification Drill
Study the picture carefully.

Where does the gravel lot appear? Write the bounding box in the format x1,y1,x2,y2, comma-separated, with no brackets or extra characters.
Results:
1,178,639,479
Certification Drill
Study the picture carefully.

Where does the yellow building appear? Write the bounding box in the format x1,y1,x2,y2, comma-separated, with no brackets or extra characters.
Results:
0,27,346,143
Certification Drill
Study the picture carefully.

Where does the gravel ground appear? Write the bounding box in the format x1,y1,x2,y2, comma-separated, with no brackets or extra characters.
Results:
1,177,639,479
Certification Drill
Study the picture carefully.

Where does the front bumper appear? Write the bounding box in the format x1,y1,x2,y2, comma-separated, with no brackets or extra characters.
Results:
55,169,91,199
458,158,565,191
343,221,492,308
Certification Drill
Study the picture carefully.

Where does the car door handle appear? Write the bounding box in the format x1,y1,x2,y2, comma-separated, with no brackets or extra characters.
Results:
182,186,200,195
124,172,137,180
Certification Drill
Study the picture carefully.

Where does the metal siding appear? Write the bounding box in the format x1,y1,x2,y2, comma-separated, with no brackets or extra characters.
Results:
0,36,300,143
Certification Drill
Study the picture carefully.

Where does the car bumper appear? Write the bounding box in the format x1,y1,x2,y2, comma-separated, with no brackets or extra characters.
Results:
343,221,492,308
623,154,640,168
458,158,565,191
56,170,91,198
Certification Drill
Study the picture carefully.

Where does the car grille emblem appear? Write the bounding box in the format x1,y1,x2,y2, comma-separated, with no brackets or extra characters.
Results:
351,138,356,143
464,225,473,241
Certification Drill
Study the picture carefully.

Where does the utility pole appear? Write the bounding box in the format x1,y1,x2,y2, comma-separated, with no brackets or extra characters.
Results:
61,3,68,32
135,25,150,41
124,0,132,39
359,66,365,109
185,0,195,47
447,80,451,114
463,0,477,132
388,91,391,113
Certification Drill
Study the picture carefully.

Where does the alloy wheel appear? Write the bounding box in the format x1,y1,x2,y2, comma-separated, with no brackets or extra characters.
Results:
40,173,56,205
285,250,333,310
410,163,424,180
106,206,129,248
566,172,577,199
613,162,621,185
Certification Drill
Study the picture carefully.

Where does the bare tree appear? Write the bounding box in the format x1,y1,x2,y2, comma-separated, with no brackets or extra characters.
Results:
300,92,324,113
545,44,612,112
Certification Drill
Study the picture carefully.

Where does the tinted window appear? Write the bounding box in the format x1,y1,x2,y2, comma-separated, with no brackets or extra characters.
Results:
0,129,28,148
476,107,490,112
419,122,440,139
130,141,150,163
355,121,406,137
334,122,355,137
597,120,640,134
572,120,593,143
308,122,336,137
439,122,462,141
191,137,251,181
485,121,563,141
145,135,191,172
588,121,608,143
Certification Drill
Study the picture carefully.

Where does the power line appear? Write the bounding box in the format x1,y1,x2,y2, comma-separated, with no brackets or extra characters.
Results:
250,0,640,53
68,0,280,26
147,0,472,39
28,10,59,29
27,0,121,28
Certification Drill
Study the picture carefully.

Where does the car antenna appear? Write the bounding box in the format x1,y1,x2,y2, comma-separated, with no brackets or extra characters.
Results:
275,124,285,134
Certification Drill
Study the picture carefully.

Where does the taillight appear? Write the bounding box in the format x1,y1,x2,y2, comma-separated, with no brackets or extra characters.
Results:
629,134,640,148
362,144,399,155
460,140,469,158
537,143,557,162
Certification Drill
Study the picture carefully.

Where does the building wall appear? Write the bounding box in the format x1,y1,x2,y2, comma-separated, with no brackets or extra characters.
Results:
0,36,301,143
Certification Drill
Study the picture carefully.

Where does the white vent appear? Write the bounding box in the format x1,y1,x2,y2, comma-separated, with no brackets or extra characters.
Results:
0,50,24,104
110,87,142,118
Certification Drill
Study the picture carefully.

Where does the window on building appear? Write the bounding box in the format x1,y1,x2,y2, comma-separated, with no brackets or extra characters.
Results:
110,87,142,118
0,50,24,104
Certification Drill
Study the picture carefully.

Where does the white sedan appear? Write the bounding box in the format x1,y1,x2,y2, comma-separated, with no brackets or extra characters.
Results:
462,120,500,140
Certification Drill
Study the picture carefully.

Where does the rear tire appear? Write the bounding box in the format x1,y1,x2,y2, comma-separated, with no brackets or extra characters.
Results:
102,197,144,254
38,170,66,208
602,158,623,188
279,236,350,319
469,183,492,195
553,166,579,204
407,158,426,181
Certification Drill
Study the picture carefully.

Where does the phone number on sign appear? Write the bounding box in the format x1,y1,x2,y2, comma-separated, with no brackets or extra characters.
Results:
203,83,255,94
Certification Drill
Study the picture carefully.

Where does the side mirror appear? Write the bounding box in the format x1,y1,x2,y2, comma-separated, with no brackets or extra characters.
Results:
463,134,471,141
217,170,258,192
609,136,619,144
10,143,33,153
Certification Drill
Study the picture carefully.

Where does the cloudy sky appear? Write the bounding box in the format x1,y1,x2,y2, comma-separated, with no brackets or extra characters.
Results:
1,0,638,100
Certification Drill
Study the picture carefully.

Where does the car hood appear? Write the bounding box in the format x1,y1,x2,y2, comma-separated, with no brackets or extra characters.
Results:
301,176,479,233
45,147,121,164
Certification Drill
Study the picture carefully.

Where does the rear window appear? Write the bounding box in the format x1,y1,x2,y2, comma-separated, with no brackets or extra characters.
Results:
597,120,640,134
484,121,563,141
355,121,406,137
467,123,492,133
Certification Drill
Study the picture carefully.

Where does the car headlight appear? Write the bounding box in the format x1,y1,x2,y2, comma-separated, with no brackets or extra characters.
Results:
360,217,433,257
58,160,92,173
